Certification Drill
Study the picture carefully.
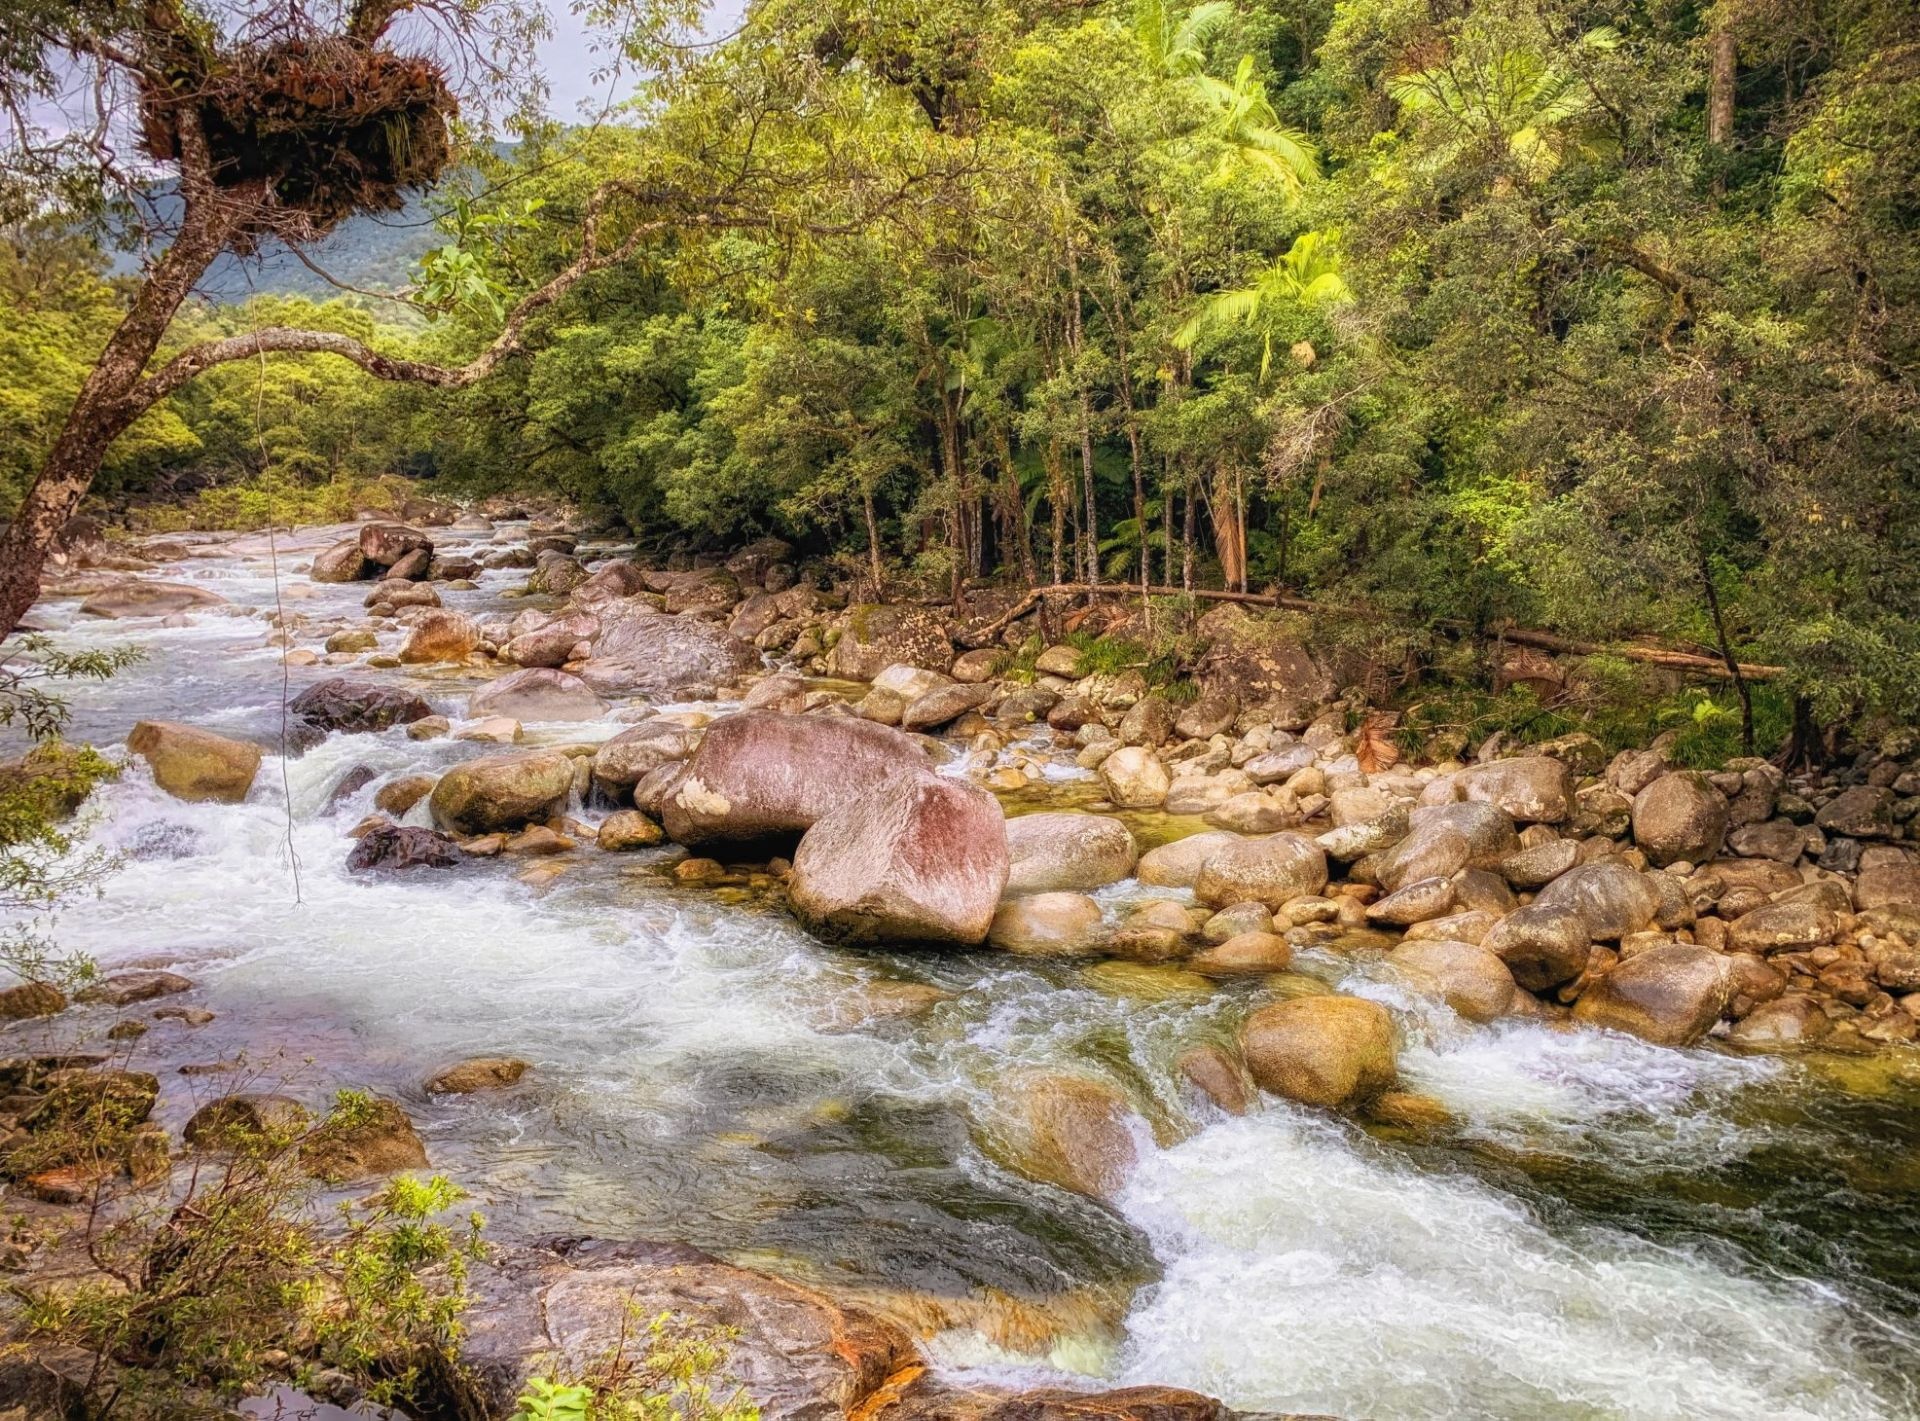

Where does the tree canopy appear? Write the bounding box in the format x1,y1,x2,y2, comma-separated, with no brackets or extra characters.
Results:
4,0,1918,740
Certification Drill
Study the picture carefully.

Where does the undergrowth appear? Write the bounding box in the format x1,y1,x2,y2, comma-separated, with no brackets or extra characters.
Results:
125,472,414,533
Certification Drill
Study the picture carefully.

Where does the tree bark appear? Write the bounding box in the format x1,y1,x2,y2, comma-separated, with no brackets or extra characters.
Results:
1698,544,1755,750
1708,25,1736,149
0,180,244,638
862,485,884,597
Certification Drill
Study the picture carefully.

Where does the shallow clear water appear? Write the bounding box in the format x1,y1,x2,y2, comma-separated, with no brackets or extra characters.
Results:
9,530,1920,1420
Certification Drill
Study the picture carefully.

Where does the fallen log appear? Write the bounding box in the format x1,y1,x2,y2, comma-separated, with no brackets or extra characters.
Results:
953,582,1784,681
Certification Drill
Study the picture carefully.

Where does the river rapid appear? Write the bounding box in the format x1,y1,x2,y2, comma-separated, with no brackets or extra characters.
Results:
11,520,1920,1421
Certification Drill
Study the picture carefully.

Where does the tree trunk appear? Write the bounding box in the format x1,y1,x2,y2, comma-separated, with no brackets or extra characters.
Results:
1698,545,1754,751
1708,25,1736,148
996,425,1038,588
0,196,239,639
1181,473,1196,595
863,485,884,597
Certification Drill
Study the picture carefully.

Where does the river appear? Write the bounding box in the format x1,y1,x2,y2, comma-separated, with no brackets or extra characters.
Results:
10,520,1920,1420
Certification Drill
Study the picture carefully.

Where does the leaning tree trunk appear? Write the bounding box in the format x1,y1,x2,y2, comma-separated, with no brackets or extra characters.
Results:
0,198,237,639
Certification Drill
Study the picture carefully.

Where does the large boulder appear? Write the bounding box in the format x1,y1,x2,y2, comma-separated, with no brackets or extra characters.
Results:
429,751,575,835
1447,756,1572,824
1004,812,1138,892
469,668,607,722
358,522,432,567
591,721,702,793
788,773,1009,944
1193,832,1328,909
1532,859,1662,939
1484,904,1591,991
1632,772,1729,865
502,611,600,668
126,721,260,803
458,1238,914,1421
1241,996,1398,1109
1098,746,1170,808
901,683,992,732
1571,943,1730,1047
577,616,759,697
827,604,954,680
1389,939,1517,1022
78,580,227,619
1189,604,1333,726
991,1072,1141,1200
398,609,482,664
1856,864,1920,912
1374,803,1519,892
289,678,432,734
1136,830,1244,888
1815,785,1898,839
660,712,927,845
311,538,373,582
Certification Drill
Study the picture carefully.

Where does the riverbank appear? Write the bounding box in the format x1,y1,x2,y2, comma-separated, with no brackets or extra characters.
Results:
4,513,1918,1420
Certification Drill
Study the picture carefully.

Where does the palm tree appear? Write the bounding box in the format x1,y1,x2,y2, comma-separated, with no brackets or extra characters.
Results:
1132,1,1320,198
1388,27,1621,180
1191,54,1321,198
1174,229,1351,377
1132,0,1234,78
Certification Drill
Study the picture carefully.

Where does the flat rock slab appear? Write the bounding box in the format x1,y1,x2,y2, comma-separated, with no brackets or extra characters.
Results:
76,970,192,1007
461,1239,915,1420
861,1369,1250,1419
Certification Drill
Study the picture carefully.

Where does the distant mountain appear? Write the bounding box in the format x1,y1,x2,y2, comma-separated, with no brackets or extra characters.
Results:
106,188,443,305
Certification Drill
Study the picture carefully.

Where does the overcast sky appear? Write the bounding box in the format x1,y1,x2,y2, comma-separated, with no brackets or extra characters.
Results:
538,0,749,119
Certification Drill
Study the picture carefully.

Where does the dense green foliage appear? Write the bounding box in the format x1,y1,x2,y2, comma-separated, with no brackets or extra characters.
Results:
6,0,1918,731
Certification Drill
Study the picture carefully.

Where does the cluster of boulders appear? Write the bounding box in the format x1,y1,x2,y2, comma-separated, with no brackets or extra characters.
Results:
103,515,1920,1066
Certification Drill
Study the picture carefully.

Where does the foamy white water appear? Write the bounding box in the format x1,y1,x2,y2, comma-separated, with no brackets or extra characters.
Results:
9,531,1920,1420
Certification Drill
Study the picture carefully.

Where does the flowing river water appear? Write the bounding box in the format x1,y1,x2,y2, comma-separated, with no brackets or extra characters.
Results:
11,521,1920,1420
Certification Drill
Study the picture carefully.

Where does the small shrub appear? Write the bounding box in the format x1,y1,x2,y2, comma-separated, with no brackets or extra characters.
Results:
512,1306,760,1421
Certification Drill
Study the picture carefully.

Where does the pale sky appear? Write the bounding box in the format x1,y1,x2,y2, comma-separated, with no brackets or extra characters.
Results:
539,0,749,119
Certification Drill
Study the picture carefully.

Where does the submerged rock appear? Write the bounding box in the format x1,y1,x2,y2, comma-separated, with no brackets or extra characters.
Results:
399,609,482,664
993,1071,1142,1200
468,667,608,722
1388,938,1517,1022
183,1093,312,1149
0,981,66,1020
78,580,227,618
77,970,191,1006
988,891,1105,955
426,1057,529,1094
299,1095,428,1181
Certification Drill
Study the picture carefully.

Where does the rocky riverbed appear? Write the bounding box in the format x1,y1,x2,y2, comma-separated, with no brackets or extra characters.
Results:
5,512,1920,1420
